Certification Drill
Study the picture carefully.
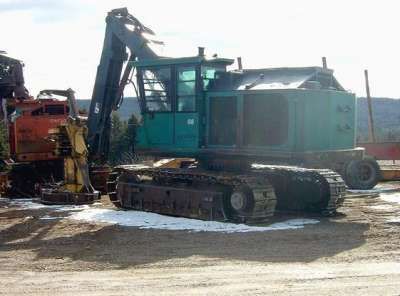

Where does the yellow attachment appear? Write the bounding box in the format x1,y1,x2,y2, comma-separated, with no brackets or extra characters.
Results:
56,117,94,194
65,117,88,157
64,158,84,193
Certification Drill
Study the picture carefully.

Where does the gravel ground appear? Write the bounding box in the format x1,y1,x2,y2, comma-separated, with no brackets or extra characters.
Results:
0,189,400,295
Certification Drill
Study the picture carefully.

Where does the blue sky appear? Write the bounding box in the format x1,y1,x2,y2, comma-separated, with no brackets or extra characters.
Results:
1,0,400,99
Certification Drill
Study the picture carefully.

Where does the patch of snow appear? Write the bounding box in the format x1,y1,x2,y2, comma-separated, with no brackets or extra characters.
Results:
7,198,90,212
69,208,319,233
53,205,90,212
8,199,50,210
40,215,61,220
380,192,400,205
375,183,396,189
348,183,400,194
5,197,320,233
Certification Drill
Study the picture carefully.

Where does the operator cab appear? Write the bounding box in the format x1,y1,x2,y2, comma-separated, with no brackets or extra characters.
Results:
133,53,233,152
134,54,233,113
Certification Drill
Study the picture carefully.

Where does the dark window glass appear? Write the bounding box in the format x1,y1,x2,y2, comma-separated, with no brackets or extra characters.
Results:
201,66,225,90
44,104,65,115
177,66,196,112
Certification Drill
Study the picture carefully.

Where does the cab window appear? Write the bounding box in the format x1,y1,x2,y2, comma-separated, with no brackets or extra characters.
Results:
177,66,196,112
142,67,172,112
44,104,65,115
201,65,225,90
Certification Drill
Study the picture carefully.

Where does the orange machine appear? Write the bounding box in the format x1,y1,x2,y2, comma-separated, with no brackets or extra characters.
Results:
5,97,69,196
0,52,74,197
8,98,68,162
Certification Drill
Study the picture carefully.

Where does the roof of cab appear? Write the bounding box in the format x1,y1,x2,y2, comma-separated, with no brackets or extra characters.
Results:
131,55,234,67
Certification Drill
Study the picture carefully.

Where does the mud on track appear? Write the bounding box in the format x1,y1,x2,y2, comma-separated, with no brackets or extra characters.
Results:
0,189,400,295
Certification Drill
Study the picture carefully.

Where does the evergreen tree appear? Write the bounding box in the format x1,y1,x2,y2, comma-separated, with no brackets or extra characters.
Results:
126,114,138,149
108,112,137,165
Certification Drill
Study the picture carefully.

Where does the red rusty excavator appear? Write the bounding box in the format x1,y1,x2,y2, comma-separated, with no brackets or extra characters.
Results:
0,52,99,202
0,52,69,196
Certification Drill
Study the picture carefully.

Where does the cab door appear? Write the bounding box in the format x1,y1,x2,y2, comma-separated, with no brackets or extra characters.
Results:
174,65,199,148
138,66,174,147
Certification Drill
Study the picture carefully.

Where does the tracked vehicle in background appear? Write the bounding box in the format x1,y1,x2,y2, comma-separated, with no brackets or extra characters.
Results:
87,8,378,222
0,53,99,201
0,52,68,196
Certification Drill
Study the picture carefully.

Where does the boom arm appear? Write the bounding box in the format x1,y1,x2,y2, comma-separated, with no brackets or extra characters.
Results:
87,8,161,162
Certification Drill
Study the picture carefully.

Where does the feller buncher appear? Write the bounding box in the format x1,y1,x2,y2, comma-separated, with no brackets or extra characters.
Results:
80,8,380,223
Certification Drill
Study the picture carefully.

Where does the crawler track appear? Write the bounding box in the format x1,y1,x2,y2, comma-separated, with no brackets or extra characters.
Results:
251,165,345,215
107,164,346,223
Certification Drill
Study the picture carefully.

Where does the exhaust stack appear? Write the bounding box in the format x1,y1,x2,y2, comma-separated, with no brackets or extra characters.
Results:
198,47,205,57
237,57,243,70
322,57,328,69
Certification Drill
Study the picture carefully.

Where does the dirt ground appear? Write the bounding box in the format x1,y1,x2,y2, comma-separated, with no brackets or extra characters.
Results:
1,190,400,295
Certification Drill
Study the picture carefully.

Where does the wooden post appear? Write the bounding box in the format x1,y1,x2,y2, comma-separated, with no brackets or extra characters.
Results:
364,69,376,143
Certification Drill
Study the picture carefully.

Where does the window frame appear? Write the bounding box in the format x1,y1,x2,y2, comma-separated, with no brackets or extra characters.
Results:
201,64,226,91
138,63,202,114
176,65,197,113
139,66,174,113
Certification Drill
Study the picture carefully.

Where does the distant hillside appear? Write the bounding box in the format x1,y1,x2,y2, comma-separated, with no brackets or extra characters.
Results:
357,97,400,142
78,96,400,142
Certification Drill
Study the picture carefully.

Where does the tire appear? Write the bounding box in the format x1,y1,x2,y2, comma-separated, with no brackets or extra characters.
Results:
344,156,381,190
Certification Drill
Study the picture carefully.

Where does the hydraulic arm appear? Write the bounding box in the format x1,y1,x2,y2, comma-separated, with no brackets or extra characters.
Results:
87,8,161,162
